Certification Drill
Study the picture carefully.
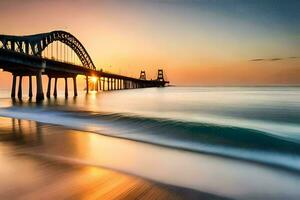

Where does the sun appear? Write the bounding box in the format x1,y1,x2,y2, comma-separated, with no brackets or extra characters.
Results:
91,77,97,84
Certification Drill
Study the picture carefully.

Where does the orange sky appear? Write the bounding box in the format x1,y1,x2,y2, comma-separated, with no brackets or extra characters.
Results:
0,0,299,88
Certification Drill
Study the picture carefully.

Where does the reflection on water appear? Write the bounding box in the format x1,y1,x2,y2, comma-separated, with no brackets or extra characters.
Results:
1,117,300,200
1,118,224,200
0,118,42,145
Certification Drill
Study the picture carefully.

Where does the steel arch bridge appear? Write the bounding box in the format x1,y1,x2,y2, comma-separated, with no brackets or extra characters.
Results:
0,30,96,70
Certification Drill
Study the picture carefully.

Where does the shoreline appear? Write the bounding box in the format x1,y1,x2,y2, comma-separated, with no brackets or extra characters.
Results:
1,108,300,175
0,116,231,200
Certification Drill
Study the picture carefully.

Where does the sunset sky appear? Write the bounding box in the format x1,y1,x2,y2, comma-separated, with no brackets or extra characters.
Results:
0,0,299,86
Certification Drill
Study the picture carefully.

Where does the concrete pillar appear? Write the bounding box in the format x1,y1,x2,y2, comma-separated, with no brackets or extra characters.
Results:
18,76,22,100
11,74,16,99
102,78,104,91
102,78,105,91
73,76,78,97
65,77,68,98
36,70,44,101
86,76,89,93
46,76,52,98
53,78,58,98
95,77,98,91
108,78,110,91
98,78,101,91
29,76,33,99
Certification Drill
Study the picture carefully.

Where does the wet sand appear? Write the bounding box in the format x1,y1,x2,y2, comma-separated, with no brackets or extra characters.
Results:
0,117,229,200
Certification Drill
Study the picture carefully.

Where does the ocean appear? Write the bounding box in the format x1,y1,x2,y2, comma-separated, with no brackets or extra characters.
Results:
0,86,300,199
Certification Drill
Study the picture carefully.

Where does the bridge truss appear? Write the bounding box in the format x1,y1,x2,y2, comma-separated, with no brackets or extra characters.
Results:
0,30,96,69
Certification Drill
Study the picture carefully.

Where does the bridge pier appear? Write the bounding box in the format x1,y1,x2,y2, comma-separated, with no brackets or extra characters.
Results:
73,76,78,97
36,70,44,101
46,76,52,98
86,75,89,93
65,77,68,98
53,78,58,98
124,80,127,89
95,78,98,91
29,76,33,99
102,78,105,91
18,75,22,100
11,74,16,99
110,78,113,90
98,77,101,91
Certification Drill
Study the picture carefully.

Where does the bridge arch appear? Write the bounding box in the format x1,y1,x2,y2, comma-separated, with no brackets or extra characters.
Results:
0,30,96,70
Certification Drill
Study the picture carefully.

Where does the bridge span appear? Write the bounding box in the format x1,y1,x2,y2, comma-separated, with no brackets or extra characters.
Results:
0,30,169,101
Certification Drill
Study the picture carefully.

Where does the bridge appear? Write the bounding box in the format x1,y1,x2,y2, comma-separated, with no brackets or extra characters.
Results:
0,30,169,101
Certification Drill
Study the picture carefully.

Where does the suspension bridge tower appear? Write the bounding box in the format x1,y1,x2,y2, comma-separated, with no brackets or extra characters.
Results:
157,69,165,82
139,70,146,80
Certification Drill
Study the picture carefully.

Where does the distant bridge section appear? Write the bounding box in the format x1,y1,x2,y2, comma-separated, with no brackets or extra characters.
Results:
0,30,169,101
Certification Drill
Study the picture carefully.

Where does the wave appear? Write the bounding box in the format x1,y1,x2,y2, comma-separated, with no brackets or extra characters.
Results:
1,107,300,172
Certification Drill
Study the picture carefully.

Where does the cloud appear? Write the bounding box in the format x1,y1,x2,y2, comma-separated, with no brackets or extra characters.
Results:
269,58,283,61
249,57,299,62
250,58,265,61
